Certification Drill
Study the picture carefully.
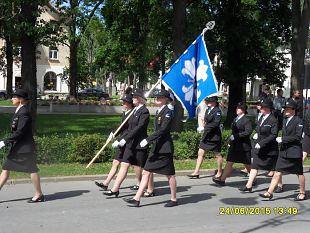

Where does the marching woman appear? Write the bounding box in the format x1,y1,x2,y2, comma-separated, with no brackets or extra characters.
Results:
239,98,278,192
302,108,310,161
0,89,44,203
188,96,223,179
213,102,252,185
124,89,177,207
259,99,306,201
94,94,134,190
104,89,150,197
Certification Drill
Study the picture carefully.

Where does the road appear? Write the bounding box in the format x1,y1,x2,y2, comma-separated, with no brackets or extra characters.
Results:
1,172,310,233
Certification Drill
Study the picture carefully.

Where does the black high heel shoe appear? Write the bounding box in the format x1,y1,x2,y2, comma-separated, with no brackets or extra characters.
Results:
94,181,108,190
259,192,273,200
123,197,140,207
27,195,45,203
212,176,225,186
187,174,200,179
103,190,119,198
239,186,253,193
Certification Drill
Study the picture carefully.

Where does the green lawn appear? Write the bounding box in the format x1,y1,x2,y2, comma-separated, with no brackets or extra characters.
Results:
0,100,13,106
0,113,198,137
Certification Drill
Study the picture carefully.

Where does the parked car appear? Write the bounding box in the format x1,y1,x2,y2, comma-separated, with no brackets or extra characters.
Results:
0,90,6,99
78,88,110,100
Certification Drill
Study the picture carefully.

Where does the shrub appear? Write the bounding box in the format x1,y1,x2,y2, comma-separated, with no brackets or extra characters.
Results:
35,134,74,164
68,134,114,163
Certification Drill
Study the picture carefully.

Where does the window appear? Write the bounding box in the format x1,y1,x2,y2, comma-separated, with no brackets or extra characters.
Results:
49,47,59,60
44,71,57,91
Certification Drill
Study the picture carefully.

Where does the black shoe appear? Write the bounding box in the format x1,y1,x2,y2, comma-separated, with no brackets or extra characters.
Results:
240,170,249,177
124,198,140,207
294,193,306,201
27,195,45,203
187,174,200,179
130,185,139,190
259,192,273,200
212,176,225,186
95,181,108,190
143,191,155,197
239,186,253,193
103,190,119,198
274,185,284,193
253,179,258,187
164,200,178,207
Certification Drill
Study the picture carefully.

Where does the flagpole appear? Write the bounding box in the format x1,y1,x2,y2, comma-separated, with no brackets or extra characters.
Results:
202,21,215,35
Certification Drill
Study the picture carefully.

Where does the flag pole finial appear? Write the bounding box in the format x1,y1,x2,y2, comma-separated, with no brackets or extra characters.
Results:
202,21,215,35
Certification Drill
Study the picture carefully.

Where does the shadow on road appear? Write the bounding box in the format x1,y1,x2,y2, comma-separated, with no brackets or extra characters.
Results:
45,190,90,201
0,197,30,203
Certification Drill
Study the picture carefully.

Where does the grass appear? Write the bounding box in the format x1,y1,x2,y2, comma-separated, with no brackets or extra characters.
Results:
0,113,198,137
4,158,310,179
0,99,13,106
3,159,226,179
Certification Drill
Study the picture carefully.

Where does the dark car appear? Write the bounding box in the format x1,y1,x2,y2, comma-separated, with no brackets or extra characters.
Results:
0,90,6,99
78,88,110,100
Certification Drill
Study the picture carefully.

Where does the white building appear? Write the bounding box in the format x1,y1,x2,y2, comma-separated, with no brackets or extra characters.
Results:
0,4,69,96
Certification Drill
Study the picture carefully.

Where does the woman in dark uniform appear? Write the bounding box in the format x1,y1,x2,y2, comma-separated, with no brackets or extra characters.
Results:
188,96,223,179
104,89,150,197
124,89,177,207
302,108,310,161
94,94,134,190
239,98,278,192
0,89,44,203
259,99,306,201
213,102,252,185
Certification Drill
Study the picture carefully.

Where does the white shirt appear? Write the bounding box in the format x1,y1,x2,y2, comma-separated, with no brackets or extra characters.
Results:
157,105,166,115
15,104,24,113
236,114,245,122
260,113,271,126
285,116,294,126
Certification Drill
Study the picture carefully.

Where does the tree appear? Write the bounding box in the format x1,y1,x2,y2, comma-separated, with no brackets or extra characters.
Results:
53,0,105,98
291,0,310,92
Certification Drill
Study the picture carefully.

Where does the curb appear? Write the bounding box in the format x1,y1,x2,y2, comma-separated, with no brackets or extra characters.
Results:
6,166,310,185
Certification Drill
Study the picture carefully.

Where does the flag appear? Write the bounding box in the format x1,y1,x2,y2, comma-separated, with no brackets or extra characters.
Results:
162,34,218,118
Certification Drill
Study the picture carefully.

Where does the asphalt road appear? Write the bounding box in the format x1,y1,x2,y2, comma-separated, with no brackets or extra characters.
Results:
1,172,310,233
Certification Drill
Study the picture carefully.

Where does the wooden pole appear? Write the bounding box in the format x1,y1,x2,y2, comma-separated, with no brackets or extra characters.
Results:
86,107,136,168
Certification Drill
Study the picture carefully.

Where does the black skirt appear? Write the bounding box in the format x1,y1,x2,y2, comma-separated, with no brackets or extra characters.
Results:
275,156,303,175
199,141,221,153
144,153,175,176
114,147,125,161
251,150,277,171
122,147,148,168
2,152,39,173
227,148,251,165
302,134,310,154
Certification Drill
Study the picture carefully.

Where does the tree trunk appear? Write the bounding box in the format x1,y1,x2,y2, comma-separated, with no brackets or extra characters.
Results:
171,0,187,132
69,41,78,98
20,1,38,132
5,37,13,99
223,0,245,126
291,0,310,93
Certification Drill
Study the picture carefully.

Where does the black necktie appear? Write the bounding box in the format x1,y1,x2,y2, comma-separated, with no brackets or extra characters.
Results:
258,115,264,126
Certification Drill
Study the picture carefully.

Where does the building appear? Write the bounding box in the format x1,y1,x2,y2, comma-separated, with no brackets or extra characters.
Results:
0,4,69,96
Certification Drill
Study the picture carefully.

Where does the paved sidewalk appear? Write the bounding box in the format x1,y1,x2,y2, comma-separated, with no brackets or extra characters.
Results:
1,172,310,233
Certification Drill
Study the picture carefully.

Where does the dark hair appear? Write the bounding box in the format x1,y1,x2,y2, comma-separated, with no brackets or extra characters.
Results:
276,89,283,94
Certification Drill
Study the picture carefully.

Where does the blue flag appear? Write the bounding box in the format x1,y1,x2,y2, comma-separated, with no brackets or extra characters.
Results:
162,34,218,118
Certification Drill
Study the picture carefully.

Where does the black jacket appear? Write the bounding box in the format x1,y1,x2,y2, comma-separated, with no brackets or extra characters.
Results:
114,109,133,138
3,105,35,155
254,113,278,156
201,106,222,142
230,115,253,152
280,116,303,158
146,105,173,154
303,109,310,136
122,105,149,150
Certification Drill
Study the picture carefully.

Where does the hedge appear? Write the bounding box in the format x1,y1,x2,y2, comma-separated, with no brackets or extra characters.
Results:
0,130,232,164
